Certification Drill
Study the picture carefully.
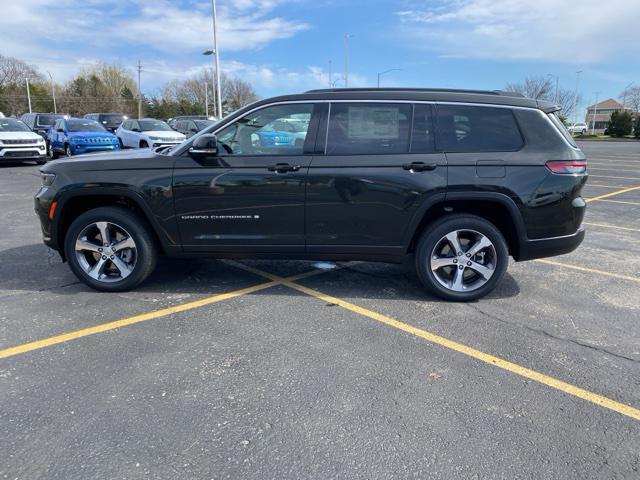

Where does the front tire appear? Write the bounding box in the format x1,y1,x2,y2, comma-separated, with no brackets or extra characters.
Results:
415,214,508,302
65,144,73,157
64,206,157,292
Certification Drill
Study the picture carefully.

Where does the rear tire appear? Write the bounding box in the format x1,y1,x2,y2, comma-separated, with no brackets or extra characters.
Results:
415,214,508,302
118,137,124,149
64,206,157,292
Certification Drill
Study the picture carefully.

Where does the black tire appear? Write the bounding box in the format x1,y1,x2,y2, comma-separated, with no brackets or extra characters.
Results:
64,206,157,292
65,144,72,157
118,137,124,149
415,214,508,302
49,142,58,160
140,140,148,148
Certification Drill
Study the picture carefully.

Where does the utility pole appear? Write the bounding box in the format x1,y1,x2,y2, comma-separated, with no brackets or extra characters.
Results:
573,70,582,125
137,60,142,119
591,91,600,135
205,82,209,117
47,71,57,114
344,34,354,87
328,60,332,88
25,78,32,113
211,0,223,118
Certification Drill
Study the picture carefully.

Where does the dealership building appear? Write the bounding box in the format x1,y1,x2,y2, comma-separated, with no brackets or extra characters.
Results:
584,98,634,134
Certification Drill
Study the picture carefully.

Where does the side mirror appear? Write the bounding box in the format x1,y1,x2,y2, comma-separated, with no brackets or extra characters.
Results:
189,134,218,157
132,128,141,132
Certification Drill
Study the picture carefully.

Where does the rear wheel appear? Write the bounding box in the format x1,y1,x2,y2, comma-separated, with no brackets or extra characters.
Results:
118,137,124,149
415,215,508,301
64,206,157,292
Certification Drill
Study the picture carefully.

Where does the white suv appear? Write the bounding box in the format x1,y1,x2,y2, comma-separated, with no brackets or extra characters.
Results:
0,118,47,163
116,118,185,149
567,122,588,135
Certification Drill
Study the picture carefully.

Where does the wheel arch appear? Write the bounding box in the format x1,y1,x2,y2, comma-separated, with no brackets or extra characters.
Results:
406,192,526,260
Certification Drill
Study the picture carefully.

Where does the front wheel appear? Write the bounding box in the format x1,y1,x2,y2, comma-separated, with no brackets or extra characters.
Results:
64,206,157,292
65,144,73,157
415,215,508,302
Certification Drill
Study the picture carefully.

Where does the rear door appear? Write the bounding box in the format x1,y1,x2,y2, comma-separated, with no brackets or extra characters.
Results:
172,102,320,252
305,102,447,256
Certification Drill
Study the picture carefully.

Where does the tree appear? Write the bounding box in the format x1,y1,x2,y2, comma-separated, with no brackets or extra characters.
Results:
607,111,633,137
0,54,47,116
621,86,640,115
505,75,581,121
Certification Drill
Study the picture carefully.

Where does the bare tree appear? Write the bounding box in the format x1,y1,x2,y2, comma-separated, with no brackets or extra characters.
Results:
505,75,581,120
225,77,258,111
0,54,42,87
621,86,640,114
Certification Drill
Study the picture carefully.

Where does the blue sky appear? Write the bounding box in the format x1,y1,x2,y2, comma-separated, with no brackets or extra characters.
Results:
2,0,639,118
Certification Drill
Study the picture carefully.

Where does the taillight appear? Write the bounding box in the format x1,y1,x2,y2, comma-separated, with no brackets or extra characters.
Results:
545,160,587,174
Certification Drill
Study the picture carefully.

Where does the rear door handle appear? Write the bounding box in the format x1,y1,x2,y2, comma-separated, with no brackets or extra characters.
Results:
402,162,437,172
268,163,301,173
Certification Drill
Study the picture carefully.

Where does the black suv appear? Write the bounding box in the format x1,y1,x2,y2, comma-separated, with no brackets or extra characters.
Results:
35,88,587,301
84,113,127,133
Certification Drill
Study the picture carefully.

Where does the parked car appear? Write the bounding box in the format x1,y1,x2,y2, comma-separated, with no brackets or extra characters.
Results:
0,117,47,163
35,88,587,301
167,115,216,130
47,118,120,158
0,112,4,118
84,113,127,132
173,119,216,138
567,123,588,135
116,119,185,149
19,112,68,138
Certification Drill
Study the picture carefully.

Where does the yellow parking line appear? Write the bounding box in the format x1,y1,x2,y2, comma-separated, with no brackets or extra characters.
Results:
534,259,640,283
585,185,640,203
585,184,630,188
583,222,640,233
0,268,325,360
230,263,640,422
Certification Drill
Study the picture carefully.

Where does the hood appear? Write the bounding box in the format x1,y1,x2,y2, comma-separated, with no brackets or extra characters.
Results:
0,131,43,141
41,147,173,173
144,130,185,139
67,131,117,139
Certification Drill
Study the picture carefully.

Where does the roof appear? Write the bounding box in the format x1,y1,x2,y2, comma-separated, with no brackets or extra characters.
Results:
586,98,625,110
248,88,557,111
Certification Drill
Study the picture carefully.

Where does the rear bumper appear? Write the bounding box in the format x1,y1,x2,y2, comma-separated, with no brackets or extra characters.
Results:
517,227,585,261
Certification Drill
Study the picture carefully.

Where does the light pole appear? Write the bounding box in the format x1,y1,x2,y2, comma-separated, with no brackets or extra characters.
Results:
137,60,142,119
203,49,218,118
46,71,57,114
573,70,582,126
591,91,600,135
25,78,32,113
205,82,209,117
377,68,402,88
328,60,332,88
344,33,354,87
209,0,222,118
546,73,559,103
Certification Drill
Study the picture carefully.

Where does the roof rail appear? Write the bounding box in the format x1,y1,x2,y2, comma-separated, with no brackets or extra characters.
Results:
304,87,525,98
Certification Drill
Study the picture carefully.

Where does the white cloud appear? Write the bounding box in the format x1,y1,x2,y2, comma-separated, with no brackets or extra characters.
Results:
397,0,640,63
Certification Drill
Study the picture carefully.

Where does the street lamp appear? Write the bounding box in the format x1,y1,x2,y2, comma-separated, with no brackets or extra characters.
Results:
47,71,57,114
344,33,354,87
546,73,559,103
207,0,223,118
202,49,218,118
573,70,582,126
377,68,402,88
25,78,32,114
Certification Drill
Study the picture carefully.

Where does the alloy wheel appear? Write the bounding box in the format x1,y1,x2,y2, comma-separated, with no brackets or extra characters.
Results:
74,221,137,283
430,229,497,292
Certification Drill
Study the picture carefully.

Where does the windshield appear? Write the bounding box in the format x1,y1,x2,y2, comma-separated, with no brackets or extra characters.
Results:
139,120,172,132
67,120,107,132
100,114,126,125
37,114,65,127
0,119,32,132
195,120,215,130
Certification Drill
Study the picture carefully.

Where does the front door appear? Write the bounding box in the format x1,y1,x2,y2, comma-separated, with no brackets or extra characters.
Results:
173,102,319,252
305,102,447,256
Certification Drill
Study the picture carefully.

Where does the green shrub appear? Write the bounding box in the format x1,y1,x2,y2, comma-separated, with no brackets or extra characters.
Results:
634,115,640,139
608,111,633,137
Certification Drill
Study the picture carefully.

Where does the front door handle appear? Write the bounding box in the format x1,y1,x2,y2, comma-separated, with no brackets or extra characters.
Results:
268,163,301,173
402,162,437,172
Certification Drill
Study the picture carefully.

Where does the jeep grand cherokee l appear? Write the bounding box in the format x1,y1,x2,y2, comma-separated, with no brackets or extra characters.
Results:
35,88,587,301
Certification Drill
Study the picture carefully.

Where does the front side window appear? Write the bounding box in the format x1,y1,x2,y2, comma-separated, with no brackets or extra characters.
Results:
436,105,524,152
216,103,313,156
326,103,411,155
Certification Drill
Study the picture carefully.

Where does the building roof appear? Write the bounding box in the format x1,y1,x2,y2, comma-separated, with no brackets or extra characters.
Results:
586,98,624,110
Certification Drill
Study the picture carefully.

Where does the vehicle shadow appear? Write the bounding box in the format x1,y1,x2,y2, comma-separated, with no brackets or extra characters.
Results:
0,244,520,302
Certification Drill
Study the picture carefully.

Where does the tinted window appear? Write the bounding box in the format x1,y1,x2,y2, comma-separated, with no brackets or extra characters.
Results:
436,105,523,152
410,104,435,153
548,112,577,148
326,103,411,155
216,103,313,156
36,114,65,127
139,120,172,132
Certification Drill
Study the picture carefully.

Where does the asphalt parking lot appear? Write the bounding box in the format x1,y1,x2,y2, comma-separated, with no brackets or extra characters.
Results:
1,141,639,479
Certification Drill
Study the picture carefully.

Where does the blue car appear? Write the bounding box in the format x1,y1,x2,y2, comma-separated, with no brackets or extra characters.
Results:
47,118,120,158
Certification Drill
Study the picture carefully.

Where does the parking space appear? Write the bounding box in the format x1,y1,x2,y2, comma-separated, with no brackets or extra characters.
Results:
1,141,640,478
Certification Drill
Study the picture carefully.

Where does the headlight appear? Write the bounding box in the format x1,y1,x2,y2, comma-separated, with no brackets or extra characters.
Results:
148,136,159,140
41,173,56,186
37,137,45,144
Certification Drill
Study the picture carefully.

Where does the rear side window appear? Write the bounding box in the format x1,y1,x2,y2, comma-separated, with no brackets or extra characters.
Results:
436,105,523,152
326,103,411,155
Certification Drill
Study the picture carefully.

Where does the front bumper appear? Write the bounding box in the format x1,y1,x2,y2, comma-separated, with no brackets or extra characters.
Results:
517,227,585,261
0,145,47,160
70,144,120,154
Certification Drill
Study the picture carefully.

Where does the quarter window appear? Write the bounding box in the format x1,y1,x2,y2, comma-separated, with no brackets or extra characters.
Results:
326,103,411,155
436,105,523,152
216,103,313,156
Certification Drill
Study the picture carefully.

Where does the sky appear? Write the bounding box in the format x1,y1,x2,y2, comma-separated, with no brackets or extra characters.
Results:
2,0,639,120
